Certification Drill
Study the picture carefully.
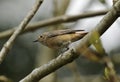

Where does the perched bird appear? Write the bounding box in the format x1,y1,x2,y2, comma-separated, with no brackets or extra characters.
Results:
34,29,88,51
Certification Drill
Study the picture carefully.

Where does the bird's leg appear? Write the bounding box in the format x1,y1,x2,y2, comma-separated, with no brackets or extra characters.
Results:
58,47,68,55
57,41,71,55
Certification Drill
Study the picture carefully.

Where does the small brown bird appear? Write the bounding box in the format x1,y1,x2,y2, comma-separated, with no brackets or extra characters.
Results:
34,29,88,50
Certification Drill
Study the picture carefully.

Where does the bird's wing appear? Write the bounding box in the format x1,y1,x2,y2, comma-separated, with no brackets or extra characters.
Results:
47,29,85,38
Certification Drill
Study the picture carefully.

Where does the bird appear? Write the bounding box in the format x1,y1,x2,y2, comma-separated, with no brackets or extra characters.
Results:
34,29,88,51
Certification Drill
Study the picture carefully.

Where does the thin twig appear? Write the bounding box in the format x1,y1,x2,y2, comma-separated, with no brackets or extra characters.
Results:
103,56,118,82
113,0,118,5
0,0,44,64
0,10,108,39
20,1,120,82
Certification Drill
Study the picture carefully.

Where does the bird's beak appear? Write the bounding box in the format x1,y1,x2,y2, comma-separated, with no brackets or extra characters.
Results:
33,39,39,42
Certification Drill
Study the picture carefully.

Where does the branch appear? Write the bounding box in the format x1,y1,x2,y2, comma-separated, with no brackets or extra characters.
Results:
0,10,108,39
19,49,78,82
0,0,44,64
20,0,120,82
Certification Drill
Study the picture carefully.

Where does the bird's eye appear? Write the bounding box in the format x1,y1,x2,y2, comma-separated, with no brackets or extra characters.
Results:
39,35,43,38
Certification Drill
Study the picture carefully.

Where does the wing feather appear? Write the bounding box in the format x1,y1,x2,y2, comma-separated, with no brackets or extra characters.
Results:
47,29,85,38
